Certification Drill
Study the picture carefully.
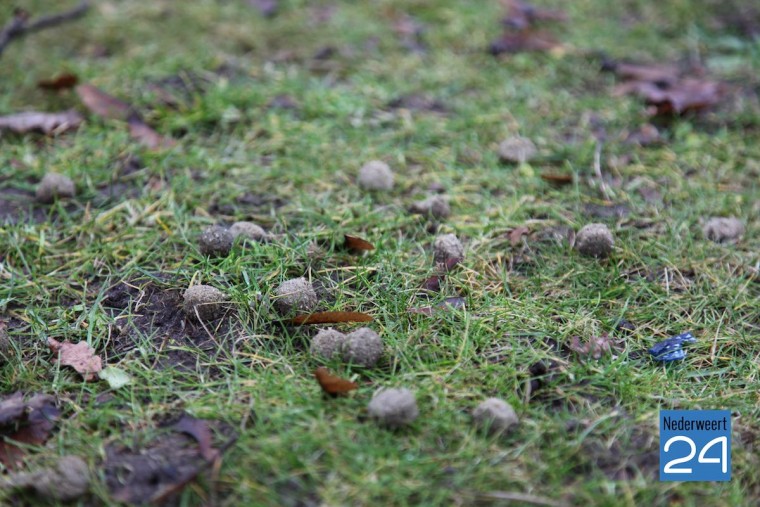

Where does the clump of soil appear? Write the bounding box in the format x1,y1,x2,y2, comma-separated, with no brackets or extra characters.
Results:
183,285,227,321
702,217,744,244
472,398,519,435
410,195,451,219
230,221,269,243
310,328,346,360
367,388,418,428
357,160,394,191
273,277,318,316
498,136,537,163
35,173,75,204
342,327,383,367
198,225,233,257
433,233,464,265
575,223,614,258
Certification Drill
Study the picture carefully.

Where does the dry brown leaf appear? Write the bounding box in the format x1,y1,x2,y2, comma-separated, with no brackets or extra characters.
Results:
174,414,219,462
314,367,358,396
292,311,373,325
509,226,530,247
127,116,176,150
568,333,620,360
76,84,134,121
489,29,560,55
0,393,60,470
48,338,102,381
343,234,375,252
501,0,567,29
37,73,79,90
0,110,82,134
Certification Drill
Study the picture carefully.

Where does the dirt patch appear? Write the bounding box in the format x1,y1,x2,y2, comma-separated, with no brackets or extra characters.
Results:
102,279,240,372
209,192,288,217
0,187,50,224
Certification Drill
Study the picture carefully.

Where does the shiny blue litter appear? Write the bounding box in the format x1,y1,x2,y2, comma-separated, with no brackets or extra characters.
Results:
648,332,696,362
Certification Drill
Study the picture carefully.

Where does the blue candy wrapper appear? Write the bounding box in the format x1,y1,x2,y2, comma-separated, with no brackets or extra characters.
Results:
649,332,696,362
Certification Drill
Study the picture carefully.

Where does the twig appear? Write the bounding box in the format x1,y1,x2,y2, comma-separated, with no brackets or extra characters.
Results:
0,1,90,58
593,141,612,200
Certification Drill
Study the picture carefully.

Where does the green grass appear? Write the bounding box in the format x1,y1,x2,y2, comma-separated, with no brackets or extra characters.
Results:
1,0,759,505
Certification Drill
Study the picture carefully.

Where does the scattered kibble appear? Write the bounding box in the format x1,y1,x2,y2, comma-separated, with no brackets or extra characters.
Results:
409,195,451,219
310,328,347,360
230,221,269,243
35,172,75,204
198,225,233,257
472,398,519,435
274,277,318,316
433,233,464,265
575,223,614,258
183,285,227,321
702,217,744,244
367,388,418,428
343,327,383,367
498,136,537,164
357,160,394,191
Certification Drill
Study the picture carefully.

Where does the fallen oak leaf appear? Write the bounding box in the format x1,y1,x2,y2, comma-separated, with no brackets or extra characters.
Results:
174,414,219,462
0,393,60,470
75,83,134,121
37,72,78,90
314,367,358,396
292,311,373,325
48,338,102,381
343,234,375,252
0,110,82,134
127,115,176,150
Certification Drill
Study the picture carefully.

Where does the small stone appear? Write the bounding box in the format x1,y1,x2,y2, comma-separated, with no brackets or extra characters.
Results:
409,195,451,219
35,173,75,204
703,217,744,244
310,328,347,360
230,221,269,242
575,223,614,258
472,398,519,435
367,388,418,428
198,225,233,257
7,456,90,501
357,160,394,191
274,277,318,316
433,233,464,265
498,136,537,164
183,285,227,321
343,327,383,367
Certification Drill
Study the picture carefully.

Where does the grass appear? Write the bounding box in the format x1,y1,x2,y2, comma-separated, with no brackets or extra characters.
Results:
1,0,759,505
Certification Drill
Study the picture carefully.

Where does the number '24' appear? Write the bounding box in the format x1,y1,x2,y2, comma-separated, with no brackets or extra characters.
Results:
663,436,728,474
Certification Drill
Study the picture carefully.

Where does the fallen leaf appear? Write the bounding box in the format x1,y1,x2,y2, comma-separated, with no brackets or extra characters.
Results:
540,173,573,185
0,110,82,134
292,311,373,325
174,414,219,462
603,61,680,87
408,297,466,316
489,29,560,55
127,116,176,150
421,274,443,292
76,84,134,121
48,338,102,381
98,366,131,389
501,0,567,29
0,393,60,470
37,72,79,90
509,226,530,247
314,367,358,396
343,234,375,252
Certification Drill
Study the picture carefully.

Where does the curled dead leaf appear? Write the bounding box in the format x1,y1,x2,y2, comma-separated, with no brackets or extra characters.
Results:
174,414,219,462
37,73,79,90
343,234,375,252
0,392,60,470
127,116,176,150
76,84,134,121
0,110,82,134
48,338,102,381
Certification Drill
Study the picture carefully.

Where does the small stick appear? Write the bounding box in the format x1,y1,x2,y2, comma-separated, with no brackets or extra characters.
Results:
0,1,90,58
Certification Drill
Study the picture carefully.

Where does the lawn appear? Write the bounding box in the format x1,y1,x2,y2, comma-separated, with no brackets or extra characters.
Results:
0,0,758,505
